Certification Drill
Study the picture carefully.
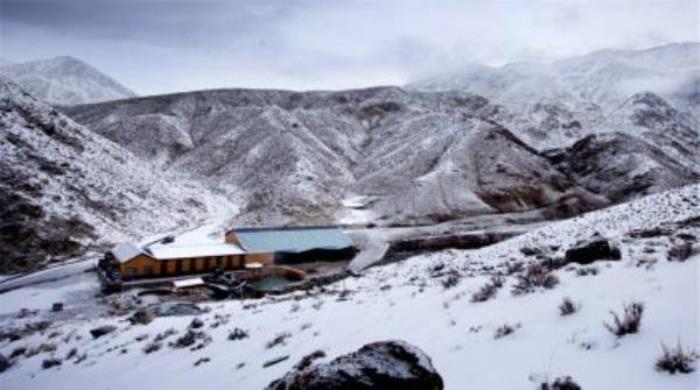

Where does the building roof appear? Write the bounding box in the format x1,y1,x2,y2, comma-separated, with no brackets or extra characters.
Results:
110,243,143,263
144,243,245,260
231,226,354,253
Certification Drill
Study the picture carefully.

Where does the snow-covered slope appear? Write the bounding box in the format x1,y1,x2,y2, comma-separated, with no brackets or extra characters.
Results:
0,76,235,272
0,184,697,390
0,56,136,105
63,85,697,226
409,42,700,150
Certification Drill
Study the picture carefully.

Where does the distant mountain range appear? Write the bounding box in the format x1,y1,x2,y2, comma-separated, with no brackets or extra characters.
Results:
63,43,699,226
0,56,136,105
0,43,698,272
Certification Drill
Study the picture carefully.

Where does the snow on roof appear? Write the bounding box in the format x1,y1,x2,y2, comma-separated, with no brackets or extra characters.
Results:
232,226,354,253
110,243,143,263
144,243,245,260
172,278,204,289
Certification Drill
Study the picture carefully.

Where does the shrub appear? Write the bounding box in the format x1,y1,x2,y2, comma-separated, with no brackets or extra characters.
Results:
505,261,524,275
266,332,291,349
189,318,204,329
471,276,505,302
604,302,644,337
228,328,249,341
655,342,699,374
65,348,78,360
294,350,326,370
559,297,579,316
441,270,461,289
494,323,520,339
153,328,177,342
540,376,581,390
194,357,210,366
42,358,62,369
170,330,210,350
575,267,598,277
143,341,162,354
512,263,559,295
472,282,498,302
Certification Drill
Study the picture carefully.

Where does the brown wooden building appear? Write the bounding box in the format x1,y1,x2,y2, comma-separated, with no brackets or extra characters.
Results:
107,242,273,280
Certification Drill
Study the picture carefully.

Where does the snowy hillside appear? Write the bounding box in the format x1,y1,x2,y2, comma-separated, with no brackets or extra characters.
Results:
0,183,697,389
0,76,236,272
409,42,700,150
63,83,698,226
0,56,136,105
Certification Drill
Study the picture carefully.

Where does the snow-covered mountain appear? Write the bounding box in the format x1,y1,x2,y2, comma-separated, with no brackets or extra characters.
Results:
63,83,698,226
1,43,697,271
0,76,234,272
409,42,700,150
0,56,136,105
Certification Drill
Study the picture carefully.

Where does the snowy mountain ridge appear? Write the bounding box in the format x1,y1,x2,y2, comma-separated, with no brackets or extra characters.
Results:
0,56,136,105
63,80,699,226
0,76,235,272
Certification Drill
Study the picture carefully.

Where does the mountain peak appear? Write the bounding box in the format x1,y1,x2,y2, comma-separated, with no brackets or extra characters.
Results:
0,55,136,105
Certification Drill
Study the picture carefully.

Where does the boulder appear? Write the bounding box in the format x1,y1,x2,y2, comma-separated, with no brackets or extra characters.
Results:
266,340,444,390
564,239,621,265
128,308,154,325
0,353,11,373
667,242,693,261
90,325,117,339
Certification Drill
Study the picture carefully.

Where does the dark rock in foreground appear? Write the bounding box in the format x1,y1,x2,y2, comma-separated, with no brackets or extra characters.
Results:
0,353,11,373
90,325,117,339
266,340,444,390
565,239,621,265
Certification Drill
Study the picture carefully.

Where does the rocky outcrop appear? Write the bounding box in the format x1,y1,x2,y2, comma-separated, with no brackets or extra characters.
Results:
89,325,117,339
545,133,699,203
564,239,621,265
266,340,444,390
0,76,234,273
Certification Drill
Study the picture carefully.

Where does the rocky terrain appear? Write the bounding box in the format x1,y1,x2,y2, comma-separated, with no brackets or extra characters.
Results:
0,183,697,389
409,42,699,150
0,56,136,105
0,76,234,272
0,43,697,273
63,44,699,226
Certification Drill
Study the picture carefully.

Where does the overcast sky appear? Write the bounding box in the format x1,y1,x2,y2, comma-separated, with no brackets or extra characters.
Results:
0,0,697,95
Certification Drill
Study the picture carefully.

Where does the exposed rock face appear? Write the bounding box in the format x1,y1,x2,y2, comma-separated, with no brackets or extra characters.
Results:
62,87,614,225
62,59,699,226
565,239,621,265
89,325,117,339
266,340,444,390
545,133,700,203
409,43,700,150
0,76,235,273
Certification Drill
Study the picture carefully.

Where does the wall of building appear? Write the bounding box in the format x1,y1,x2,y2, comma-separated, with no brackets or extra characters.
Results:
119,252,275,280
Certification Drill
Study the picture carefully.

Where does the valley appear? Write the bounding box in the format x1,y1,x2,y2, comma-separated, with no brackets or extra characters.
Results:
0,42,698,389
